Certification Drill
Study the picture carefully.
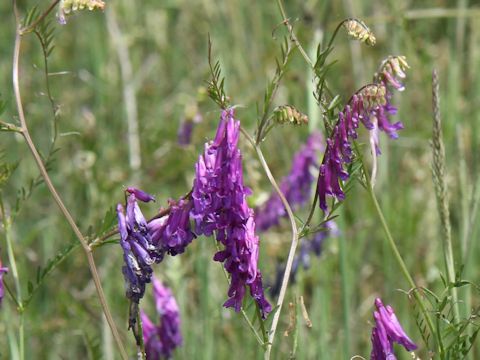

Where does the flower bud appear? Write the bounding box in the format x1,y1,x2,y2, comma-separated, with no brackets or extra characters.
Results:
273,105,309,126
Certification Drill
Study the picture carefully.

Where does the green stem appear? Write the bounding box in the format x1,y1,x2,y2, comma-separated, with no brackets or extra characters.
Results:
275,0,314,69
12,4,128,358
338,222,350,357
20,0,61,34
136,309,146,360
0,196,24,360
240,129,299,359
356,143,437,346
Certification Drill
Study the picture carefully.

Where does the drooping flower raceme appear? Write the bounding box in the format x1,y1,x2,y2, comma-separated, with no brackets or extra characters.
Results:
117,191,164,303
256,131,323,231
317,56,409,212
118,189,196,304
370,298,417,360
192,108,271,318
0,259,8,306
141,277,182,359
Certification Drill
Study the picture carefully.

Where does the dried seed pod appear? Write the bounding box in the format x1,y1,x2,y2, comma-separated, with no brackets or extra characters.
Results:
343,18,376,46
273,105,309,126
359,84,387,108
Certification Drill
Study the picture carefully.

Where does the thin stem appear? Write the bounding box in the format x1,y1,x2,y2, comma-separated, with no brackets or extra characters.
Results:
1,197,24,360
240,128,299,359
338,224,350,357
256,39,293,144
254,303,269,345
356,143,437,345
135,308,146,360
20,0,61,34
12,11,128,359
275,0,314,69
32,28,58,145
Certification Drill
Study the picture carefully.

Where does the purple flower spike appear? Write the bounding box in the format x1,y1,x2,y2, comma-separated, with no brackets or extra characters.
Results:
256,131,323,231
142,278,182,360
0,259,8,306
126,187,156,203
370,298,417,360
192,108,271,318
117,192,164,303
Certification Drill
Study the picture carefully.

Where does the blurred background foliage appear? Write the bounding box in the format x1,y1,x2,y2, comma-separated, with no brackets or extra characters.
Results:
1,0,480,359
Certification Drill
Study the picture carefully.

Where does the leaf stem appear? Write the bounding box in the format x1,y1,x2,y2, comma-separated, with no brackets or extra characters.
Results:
20,0,61,34
240,128,299,360
275,0,314,69
355,142,437,346
0,195,24,360
12,6,128,359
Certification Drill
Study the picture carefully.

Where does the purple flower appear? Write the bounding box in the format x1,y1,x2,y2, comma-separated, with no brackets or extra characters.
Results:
192,108,271,318
141,278,182,359
317,57,409,212
256,131,323,231
159,199,196,256
117,192,164,303
370,298,417,360
0,259,8,306
126,187,156,203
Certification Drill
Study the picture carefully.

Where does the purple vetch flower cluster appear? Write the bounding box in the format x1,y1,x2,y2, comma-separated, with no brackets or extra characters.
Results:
192,108,271,318
0,258,8,306
141,277,182,359
117,188,195,303
117,191,163,303
256,131,323,231
317,56,409,212
370,298,417,360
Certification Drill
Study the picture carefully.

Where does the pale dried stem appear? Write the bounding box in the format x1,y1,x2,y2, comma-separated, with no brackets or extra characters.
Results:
12,5,128,358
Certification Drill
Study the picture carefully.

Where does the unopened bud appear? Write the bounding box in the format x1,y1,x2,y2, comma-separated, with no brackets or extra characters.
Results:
273,105,309,126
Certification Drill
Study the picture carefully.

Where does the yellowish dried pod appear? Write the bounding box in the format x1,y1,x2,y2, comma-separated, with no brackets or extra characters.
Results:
343,19,376,46
58,0,105,24
273,105,309,126
360,84,387,108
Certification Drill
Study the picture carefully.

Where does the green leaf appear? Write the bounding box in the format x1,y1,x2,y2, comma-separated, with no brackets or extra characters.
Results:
23,241,80,308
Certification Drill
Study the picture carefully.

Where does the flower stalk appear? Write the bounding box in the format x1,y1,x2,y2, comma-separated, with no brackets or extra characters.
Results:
11,3,127,358
0,196,24,360
239,128,298,360
356,142,437,347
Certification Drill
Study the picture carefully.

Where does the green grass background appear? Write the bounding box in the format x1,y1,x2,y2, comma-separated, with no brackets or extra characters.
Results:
1,0,480,359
